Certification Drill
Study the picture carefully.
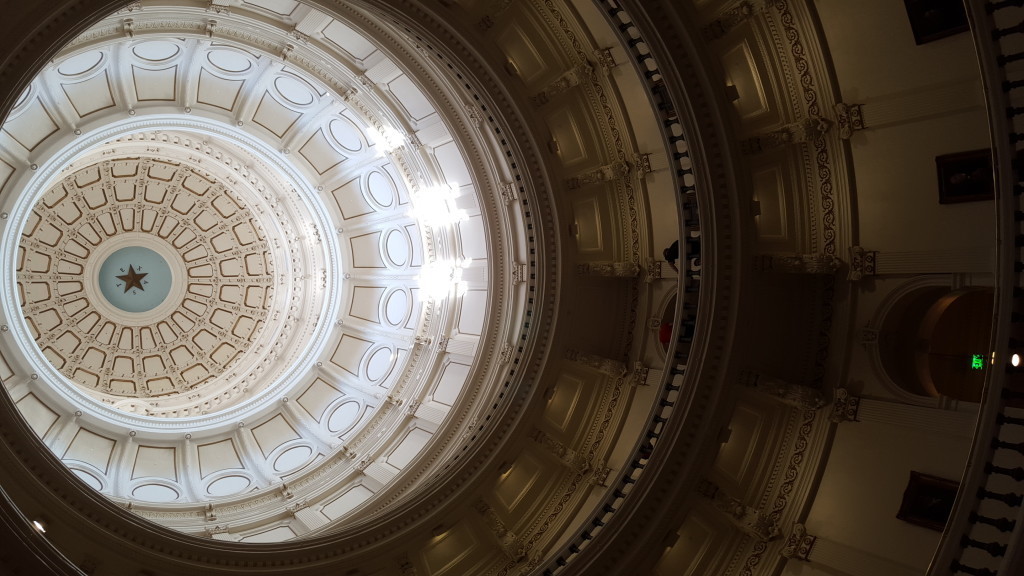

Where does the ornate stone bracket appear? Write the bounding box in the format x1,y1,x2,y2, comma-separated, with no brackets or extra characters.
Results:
529,427,590,473
698,479,781,541
741,115,832,155
835,102,866,139
499,181,519,204
701,0,768,41
532,61,594,106
593,47,617,73
830,387,860,423
474,500,526,560
398,554,418,576
754,253,840,275
564,348,628,377
848,246,877,281
511,262,526,284
630,362,651,387
644,257,663,282
576,261,640,278
740,369,826,410
780,523,817,560
478,0,513,30
203,524,229,537
567,161,631,189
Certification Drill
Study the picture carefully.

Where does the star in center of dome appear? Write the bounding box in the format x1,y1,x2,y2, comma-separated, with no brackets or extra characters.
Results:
116,265,148,293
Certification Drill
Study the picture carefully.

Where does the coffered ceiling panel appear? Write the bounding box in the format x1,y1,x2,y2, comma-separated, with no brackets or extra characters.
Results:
197,439,244,478
13,392,59,438
240,524,297,543
60,72,117,117
299,129,349,175
2,97,59,151
421,521,487,576
494,450,545,513
251,413,303,457
322,19,379,62
330,334,374,376
295,377,345,422
132,445,178,481
196,70,245,111
63,428,116,474
385,427,432,469
321,484,374,520
430,361,470,407
252,93,303,138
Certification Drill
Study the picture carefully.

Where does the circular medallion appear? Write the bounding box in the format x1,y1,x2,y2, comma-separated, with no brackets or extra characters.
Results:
97,246,172,313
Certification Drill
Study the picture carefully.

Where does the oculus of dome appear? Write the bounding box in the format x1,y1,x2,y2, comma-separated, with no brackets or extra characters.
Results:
5,120,342,431
90,237,184,320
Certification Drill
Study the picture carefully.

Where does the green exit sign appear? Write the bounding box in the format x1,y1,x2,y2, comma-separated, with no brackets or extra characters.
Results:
971,354,985,370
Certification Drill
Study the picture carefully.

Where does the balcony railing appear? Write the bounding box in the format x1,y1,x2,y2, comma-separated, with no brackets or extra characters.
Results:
929,2,1024,575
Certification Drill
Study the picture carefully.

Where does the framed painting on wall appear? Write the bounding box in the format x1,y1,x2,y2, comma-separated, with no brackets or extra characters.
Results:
936,149,994,204
896,471,960,531
904,0,969,45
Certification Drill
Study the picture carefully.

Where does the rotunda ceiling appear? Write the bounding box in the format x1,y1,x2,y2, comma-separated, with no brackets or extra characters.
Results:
0,0,525,538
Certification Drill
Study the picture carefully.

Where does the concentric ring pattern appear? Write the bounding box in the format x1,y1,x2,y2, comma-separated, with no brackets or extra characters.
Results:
0,0,505,538
19,157,278,409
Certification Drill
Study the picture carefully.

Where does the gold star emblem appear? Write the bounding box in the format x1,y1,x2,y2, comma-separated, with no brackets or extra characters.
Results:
116,265,148,293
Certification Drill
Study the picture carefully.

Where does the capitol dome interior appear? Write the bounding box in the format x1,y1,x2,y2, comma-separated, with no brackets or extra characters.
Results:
0,0,1021,575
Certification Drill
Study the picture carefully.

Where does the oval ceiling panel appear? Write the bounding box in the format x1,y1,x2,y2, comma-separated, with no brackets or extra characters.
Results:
72,468,103,491
275,76,315,106
132,483,179,503
365,347,393,382
273,445,313,473
132,41,180,62
207,475,252,497
384,289,409,326
329,117,364,152
207,49,252,73
58,51,104,76
384,229,409,267
327,401,360,434
366,171,395,208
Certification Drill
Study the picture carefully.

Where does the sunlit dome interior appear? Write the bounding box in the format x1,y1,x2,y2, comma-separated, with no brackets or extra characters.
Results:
3,0,513,538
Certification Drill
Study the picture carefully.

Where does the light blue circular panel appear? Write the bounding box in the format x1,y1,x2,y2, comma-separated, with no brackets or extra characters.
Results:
98,246,173,313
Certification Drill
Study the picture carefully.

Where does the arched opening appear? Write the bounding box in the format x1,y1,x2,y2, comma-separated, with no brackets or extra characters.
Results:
879,286,993,402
